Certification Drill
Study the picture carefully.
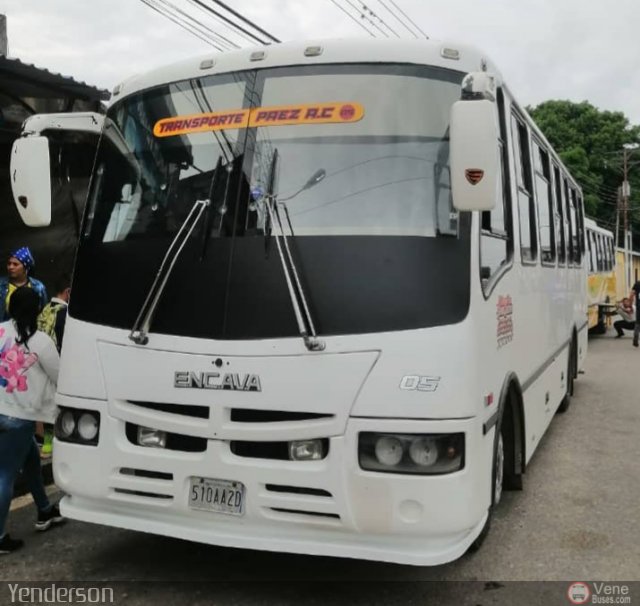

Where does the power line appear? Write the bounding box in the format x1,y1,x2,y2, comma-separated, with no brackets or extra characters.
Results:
359,2,400,37
186,0,256,47
189,0,269,45
572,171,624,198
387,0,428,38
328,0,376,36
139,0,222,49
373,0,417,38
209,0,280,43
156,0,237,50
344,0,388,37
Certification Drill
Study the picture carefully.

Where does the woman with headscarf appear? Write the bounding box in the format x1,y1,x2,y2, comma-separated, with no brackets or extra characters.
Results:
0,247,48,322
0,287,64,555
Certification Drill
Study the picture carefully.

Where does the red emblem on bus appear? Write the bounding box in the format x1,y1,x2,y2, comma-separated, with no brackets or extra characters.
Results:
340,104,356,120
465,169,484,185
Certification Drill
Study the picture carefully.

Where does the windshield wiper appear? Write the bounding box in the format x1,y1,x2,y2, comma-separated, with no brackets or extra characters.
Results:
199,156,223,260
129,197,210,345
264,149,325,352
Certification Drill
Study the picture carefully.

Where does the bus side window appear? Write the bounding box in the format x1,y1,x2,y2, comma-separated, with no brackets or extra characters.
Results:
564,178,574,265
596,234,603,271
588,231,595,273
480,89,512,289
511,113,537,263
553,164,566,265
610,239,615,271
575,191,585,264
532,140,555,265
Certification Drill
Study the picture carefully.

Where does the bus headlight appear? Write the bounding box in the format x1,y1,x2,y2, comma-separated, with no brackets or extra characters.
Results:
408,437,439,467
55,407,101,446
58,411,76,439
77,413,100,442
359,433,465,475
137,427,167,449
374,436,404,466
289,439,325,461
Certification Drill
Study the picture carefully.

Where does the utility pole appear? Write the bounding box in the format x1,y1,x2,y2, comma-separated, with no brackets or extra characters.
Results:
615,187,620,249
621,144,640,290
623,146,629,292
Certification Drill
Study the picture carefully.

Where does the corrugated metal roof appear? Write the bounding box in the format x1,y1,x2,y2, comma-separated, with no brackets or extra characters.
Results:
0,55,110,101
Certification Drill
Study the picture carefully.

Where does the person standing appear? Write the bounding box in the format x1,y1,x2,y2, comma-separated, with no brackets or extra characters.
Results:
37,274,71,457
631,280,640,347
0,247,48,322
38,274,71,352
0,287,64,555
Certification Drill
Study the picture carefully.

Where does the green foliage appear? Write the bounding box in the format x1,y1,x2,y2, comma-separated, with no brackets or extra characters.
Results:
527,100,640,243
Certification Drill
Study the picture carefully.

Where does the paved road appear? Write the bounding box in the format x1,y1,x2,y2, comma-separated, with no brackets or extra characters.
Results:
2,334,639,604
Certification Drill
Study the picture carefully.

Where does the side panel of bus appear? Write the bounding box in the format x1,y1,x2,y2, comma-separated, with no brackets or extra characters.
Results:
475,88,586,471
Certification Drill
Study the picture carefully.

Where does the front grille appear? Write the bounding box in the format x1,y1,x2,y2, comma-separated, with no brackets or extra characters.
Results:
230,438,329,461
268,508,340,520
265,484,332,497
230,409,333,423
127,401,209,419
113,488,172,500
119,468,173,481
231,441,289,460
125,423,207,453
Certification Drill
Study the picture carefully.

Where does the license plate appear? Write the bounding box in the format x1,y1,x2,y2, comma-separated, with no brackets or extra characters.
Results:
188,477,245,516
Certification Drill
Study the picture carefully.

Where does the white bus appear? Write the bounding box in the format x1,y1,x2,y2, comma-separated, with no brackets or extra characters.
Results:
585,217,616,332
11,38,587,566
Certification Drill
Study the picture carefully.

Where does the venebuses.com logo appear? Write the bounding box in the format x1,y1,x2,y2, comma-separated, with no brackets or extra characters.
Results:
567,582,632,605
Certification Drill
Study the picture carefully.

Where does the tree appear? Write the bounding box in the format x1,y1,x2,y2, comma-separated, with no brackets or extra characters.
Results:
527,100,640,245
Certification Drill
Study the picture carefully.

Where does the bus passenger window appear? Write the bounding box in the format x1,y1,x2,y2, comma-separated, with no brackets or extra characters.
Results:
588,231,595,273
533,141,555,265
564,179,574,265
480,90,512,290
609,239,615,271
511,113,537,263
568,187,580,265
577,193,586,259
553,165,566,265
596,234,603,271
481,143,510,282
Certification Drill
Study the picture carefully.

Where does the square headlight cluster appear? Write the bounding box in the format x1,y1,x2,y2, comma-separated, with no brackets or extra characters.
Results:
55,407,100,446
358,432,464,475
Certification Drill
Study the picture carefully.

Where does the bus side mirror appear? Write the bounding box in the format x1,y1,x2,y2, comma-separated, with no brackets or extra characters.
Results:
10,136,52,227
450,99,499,212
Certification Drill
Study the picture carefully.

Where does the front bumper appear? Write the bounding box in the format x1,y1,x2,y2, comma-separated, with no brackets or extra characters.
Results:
54,409,493,566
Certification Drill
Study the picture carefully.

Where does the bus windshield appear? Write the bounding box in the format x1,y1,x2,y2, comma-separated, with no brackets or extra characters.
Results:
71,63,472,340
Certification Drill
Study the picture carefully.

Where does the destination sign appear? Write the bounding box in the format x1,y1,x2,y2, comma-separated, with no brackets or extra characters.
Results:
153,102,364,137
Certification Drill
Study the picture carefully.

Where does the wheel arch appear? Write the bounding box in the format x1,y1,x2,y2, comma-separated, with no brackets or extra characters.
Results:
484,371,526,481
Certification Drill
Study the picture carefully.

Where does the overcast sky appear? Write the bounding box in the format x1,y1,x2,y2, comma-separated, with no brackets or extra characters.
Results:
3,0,639,125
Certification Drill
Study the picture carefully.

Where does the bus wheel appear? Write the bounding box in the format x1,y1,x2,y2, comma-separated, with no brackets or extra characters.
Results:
557,338,575,414
502,397,523,491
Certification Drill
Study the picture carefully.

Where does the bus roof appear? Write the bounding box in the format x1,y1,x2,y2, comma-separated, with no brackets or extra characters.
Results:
585,217,614,237
109,37,500,103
